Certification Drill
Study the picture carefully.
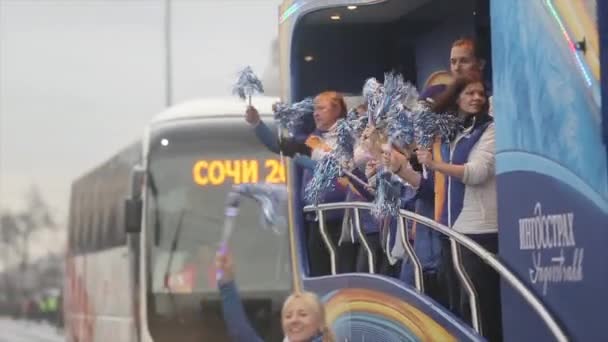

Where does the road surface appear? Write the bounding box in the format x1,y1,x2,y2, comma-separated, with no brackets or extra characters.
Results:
0,318,63,342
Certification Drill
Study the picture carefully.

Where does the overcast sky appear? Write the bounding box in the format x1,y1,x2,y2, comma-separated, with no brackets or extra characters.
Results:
0,0,280,255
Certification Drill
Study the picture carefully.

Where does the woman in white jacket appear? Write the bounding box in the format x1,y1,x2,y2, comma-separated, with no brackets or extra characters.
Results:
417,74,502,342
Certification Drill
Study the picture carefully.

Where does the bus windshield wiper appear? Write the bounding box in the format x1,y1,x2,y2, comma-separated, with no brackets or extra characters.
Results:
162,208,186,318
163,209,186,291
147,170,162,245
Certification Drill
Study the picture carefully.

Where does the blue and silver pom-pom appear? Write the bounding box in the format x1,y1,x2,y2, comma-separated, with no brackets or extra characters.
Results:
346,108,368,136
371,168,402,218
335,118,356,164
435,112,464,142
273,101,290,115
304,154,340,205
290,97,315,115
232,66,264,105
274,97,314,136
387,110,415,150
372,71,414,128
232,183,288,234
401,82,420,112
413,109,437,148
346,107,359,122
363,77,383,123
414,109,464,148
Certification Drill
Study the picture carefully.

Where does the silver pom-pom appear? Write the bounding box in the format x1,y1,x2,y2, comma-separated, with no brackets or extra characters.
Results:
232,66,264,104
371,168,402,219
304,155,340,205
273,97,314,136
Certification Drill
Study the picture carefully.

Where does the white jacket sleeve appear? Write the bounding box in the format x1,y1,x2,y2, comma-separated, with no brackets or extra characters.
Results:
463,123,496,185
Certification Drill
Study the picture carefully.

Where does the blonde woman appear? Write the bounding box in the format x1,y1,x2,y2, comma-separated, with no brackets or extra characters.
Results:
216,250,335,342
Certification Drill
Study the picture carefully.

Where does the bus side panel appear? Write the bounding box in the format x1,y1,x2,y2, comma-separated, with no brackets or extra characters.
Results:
65,254,91,342
601,0,608,156
88,247,136,342
66,251,135,342
302,275,483,342
492,1,608,340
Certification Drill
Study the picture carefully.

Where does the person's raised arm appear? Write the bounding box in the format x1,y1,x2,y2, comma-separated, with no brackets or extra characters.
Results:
247,106,281,154
216,250,263,342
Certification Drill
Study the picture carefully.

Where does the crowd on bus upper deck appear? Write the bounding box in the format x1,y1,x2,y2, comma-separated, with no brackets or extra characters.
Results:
221,37,502,342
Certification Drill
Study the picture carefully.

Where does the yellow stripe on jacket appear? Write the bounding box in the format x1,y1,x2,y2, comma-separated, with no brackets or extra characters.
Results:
433,138,445,222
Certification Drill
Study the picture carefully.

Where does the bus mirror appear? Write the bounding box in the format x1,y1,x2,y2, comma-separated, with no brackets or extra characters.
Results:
125,198,142,234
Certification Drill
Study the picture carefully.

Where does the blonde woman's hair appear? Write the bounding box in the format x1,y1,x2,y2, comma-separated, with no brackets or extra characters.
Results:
282,291,335,342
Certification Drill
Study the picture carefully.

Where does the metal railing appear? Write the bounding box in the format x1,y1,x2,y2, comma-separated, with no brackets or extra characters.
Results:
303,202,568,342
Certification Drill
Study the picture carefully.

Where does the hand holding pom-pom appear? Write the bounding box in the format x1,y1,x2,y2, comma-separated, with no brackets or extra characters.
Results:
416,149,434,169
245,106,261,125
340,159,354,172
365,159,379,179
382,144,408,173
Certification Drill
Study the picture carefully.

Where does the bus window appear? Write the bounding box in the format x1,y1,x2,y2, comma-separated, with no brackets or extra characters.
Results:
106,204,119,246
92,204,98,251
96,206,106,251
67,193,78,252
82,201,93,253
74,194,84,253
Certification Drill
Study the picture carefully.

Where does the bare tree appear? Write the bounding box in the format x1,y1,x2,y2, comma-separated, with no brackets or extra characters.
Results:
22,187,55,266
1,185,57,295
0,212,20,297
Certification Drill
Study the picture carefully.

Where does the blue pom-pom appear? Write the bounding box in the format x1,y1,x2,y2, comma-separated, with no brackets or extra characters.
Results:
232,66,264,101
387,110,415,150
346,107,359,122
371,72,417,129
363,78,383,123
335,119,356,165
401,83,420,112
413,109,436,148
345,108,367,137
274,97,314,137
372,168,402,218
304,155,340,205
436,113,464,141
291,97,315,114
414,109,463,148
356,115,369,135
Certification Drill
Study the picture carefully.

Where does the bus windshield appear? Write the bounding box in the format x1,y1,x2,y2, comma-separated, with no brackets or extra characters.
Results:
145,118,291,295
